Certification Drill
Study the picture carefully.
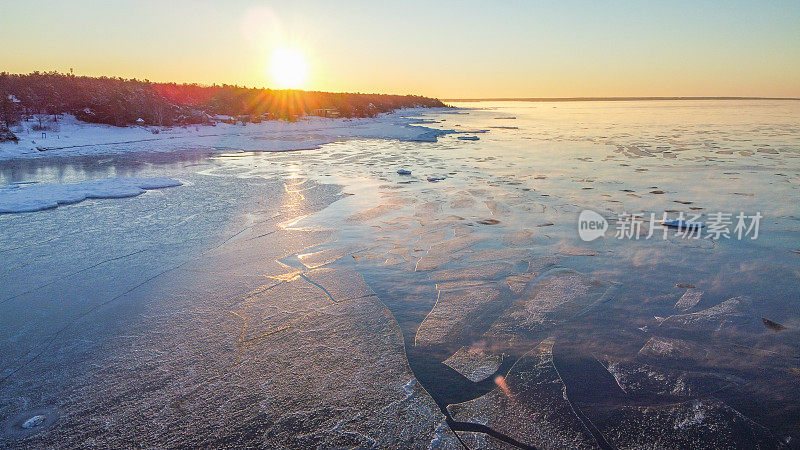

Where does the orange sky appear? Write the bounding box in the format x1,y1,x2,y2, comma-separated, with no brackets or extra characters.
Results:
2,1,799,98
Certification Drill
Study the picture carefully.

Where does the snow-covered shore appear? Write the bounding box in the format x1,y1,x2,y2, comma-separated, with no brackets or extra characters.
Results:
0,108,454,160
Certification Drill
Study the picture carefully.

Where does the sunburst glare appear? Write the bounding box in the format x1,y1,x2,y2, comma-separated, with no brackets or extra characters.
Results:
270,48,308,89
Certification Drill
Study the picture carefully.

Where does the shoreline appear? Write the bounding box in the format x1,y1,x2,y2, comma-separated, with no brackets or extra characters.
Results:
0,107,455,162
444,96,800,102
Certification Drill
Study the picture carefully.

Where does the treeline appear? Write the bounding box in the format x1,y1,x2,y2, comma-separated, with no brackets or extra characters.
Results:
0,72,445,128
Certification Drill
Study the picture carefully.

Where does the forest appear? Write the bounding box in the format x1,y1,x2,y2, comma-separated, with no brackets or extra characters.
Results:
0,72,445,130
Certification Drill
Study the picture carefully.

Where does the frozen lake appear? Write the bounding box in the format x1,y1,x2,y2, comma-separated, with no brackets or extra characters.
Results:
2,101,800,448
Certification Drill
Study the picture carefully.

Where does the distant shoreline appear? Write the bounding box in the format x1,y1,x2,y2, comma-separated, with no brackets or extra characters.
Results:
444,96,800,102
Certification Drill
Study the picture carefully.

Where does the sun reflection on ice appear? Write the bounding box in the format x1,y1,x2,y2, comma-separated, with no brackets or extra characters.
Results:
495,375,512,397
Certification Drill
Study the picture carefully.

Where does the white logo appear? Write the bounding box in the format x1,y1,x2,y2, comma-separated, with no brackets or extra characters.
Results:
578,210,608,241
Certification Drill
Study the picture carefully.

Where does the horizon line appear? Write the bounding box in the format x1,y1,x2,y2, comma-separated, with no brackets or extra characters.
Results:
442,96,800,102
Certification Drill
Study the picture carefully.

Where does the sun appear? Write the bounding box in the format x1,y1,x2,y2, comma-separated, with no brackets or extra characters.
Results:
270,48,308,89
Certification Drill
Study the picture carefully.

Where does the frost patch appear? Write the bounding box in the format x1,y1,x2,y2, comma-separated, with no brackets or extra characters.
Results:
675,401,707,430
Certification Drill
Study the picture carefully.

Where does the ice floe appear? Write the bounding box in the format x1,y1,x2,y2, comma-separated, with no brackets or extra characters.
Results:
448,339,597,448
416,285,503,347
488,270,609,337
0,177,182,213
674,288,703,311
442,345,502,383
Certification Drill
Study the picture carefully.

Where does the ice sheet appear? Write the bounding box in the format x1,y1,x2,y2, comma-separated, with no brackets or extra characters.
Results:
3,100,800,446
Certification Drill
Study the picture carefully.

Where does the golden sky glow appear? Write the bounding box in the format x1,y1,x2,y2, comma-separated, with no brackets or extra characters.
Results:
2,1,799,98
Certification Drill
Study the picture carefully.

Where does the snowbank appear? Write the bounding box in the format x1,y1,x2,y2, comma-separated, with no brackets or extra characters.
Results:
0,109,455,160
0,177,182,213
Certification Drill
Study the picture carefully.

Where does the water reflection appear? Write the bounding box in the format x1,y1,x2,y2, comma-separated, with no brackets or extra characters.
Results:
0,151,212,185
